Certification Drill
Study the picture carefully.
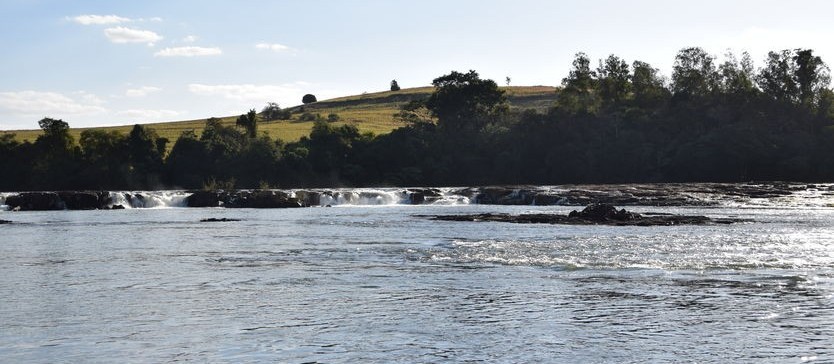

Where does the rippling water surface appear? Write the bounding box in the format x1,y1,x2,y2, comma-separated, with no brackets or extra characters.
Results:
2,204,834,363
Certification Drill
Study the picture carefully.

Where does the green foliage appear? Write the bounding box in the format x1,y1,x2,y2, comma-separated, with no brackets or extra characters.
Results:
426,70,506,132
672,47,720,100
631,60,669,110
36,117,74,152
596,55,631,110
390,79,401,91
236,109,259,138
327,113,341,122
559,53,600,115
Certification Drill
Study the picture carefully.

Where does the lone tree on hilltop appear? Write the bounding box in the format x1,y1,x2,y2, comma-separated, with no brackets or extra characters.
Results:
302,94,317,104
261,102,291,120
390,79,401,91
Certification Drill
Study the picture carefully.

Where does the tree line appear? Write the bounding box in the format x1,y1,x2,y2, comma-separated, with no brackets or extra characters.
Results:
2,47,834,191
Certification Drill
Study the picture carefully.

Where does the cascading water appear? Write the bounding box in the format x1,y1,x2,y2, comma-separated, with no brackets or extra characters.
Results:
0,192,11,211
107,191,190,209
308,189,410,206
2,183,832,210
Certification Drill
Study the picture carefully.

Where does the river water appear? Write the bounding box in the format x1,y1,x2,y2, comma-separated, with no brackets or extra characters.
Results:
1,196,834,362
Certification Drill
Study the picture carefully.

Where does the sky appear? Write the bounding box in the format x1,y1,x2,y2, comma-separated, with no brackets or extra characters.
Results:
2,0,834,130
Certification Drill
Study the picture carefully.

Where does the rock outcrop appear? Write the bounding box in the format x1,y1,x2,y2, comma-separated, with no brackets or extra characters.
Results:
185,190,302,208
427,203,746,226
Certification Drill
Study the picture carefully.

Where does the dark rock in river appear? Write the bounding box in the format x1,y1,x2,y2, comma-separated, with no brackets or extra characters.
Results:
57,191,109,210
187,190,302,208
293,190,320,207
5,192,65,211
186,191,223,207
225,190,302,208
0,219,12,224
427,204,747,226
5,191,111,211
567,203,639,222
408,188,442,204
200,218,241,222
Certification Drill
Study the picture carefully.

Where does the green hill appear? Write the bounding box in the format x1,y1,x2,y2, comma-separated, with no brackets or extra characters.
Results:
2,86,558,148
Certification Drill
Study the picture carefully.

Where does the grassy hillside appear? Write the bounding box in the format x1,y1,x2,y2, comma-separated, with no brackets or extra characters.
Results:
2,86,558,148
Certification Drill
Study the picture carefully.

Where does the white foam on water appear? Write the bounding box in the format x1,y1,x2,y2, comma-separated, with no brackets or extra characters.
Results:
0,192,12,211
315,189,409,206
108,191,190,209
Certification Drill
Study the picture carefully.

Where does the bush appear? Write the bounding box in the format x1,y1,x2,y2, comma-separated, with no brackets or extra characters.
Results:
299,112,318,121
327,113,341,122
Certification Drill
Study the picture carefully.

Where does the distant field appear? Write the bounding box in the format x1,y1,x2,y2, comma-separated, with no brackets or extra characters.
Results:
1,86,558,149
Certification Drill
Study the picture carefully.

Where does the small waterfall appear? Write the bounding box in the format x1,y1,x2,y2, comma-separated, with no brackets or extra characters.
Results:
313,189,409,206
431,188,472,205
0,192,10,211
108,191,190,208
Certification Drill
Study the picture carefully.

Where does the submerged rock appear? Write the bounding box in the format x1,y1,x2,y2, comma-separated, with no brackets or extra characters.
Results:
0,219,12,224
199,218,242,222
427,204,747,226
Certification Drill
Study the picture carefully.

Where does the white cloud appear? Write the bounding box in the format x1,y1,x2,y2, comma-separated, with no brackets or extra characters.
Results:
0,91,107,117
116,109,180,120
71,14,131,25
255,43,291,52
706,27,834,65
125,86,162,97
188,83,305,104
187,82,345,107
182,35,198,43
104,27,163,45
154,46,222,57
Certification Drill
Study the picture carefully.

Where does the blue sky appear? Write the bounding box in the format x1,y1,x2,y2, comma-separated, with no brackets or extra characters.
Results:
2,0,834,129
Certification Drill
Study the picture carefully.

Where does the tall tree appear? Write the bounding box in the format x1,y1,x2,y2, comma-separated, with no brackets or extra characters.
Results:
671,47,720,100
425,70,506,132
631,60,669,110
36,117,74,152
596,54,631,108
719,51,757,97
559,52,599,114
793,49,831,107
390,79,401,91
127,124,165,188
236,109,259,138
757,50,798,103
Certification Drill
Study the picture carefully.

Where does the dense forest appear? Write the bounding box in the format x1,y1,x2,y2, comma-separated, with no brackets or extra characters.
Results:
2,47,834,191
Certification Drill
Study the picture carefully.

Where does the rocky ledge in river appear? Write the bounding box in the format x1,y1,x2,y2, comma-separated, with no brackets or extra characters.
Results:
427,203,749,226
186,190,302,208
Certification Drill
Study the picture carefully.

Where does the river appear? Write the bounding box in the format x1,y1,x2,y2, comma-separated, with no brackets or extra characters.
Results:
1,188,833,362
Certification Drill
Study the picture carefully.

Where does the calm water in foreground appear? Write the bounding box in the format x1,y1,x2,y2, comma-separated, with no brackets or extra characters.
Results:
1,203,833,363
